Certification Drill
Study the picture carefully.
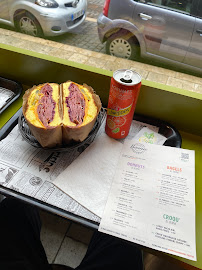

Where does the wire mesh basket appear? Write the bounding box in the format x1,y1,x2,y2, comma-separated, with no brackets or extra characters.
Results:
18,107,106,152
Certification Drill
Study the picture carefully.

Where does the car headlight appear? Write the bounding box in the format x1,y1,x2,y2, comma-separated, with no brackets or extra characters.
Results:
35,0,59,8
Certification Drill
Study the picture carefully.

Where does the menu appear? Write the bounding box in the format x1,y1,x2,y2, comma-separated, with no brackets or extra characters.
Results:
99,139,196,261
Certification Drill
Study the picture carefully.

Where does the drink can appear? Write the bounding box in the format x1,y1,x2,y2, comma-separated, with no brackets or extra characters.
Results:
105,69,141,139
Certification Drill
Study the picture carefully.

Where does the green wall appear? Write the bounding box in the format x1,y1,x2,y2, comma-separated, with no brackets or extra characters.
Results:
0,47,201,136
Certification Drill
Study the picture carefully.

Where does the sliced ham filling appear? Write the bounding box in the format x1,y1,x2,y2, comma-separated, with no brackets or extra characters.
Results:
37,84,56,128
66,83,86,125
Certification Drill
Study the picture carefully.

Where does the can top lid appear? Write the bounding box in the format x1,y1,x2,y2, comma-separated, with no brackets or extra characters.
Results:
113,69,141,85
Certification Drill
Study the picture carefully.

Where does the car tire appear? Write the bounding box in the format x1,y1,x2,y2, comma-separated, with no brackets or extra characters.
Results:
106,29,140,60
15,11,44,37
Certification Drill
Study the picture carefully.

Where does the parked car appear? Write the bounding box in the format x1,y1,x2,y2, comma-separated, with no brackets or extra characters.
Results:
97,0,202,74
0,0,87,37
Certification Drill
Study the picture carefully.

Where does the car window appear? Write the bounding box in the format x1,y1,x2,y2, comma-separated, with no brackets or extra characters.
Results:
138,0,193,14
197,0,202,17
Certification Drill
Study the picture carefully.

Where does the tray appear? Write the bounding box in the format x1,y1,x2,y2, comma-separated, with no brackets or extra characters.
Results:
134,114,182,148
0,77,22,114
0,109,182,230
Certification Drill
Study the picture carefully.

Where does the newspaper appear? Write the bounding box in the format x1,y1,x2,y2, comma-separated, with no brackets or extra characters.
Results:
0,126,100,223
0,116,160,223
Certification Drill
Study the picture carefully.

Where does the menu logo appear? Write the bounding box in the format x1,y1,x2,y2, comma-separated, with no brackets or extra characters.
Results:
130,143,146,154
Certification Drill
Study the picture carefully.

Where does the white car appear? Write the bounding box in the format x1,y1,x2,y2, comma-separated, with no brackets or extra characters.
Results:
0,0,87,37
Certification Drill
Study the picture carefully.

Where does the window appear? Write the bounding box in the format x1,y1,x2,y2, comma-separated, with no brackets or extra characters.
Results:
162,0,192,13
0,0,201,83
197,0,202,17
139,0,193,14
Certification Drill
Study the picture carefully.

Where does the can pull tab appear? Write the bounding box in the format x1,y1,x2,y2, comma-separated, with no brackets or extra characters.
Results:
120,70,133,83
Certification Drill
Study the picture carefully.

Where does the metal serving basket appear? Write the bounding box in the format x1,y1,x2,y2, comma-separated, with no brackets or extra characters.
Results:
18,107,106,152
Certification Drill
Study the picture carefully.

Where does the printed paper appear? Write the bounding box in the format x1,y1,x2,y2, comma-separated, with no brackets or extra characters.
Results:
99,140,196,261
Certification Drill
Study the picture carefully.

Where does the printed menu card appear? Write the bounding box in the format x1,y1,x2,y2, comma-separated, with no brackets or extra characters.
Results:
99,140,196,261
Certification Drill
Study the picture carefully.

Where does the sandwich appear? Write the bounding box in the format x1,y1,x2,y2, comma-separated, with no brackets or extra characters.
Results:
22,83,62,148
22,81,101,148
61,81,101,144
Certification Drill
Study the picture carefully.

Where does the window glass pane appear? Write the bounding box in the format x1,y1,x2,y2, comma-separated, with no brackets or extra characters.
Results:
139,0,193,14
0,0,201,83
197,0,202,17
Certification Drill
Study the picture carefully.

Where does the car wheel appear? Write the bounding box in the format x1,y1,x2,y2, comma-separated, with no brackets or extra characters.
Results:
106,30,139,60
15,11,43,37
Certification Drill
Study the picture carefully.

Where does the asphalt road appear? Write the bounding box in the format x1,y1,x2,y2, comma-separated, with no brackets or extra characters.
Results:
48,0,106,54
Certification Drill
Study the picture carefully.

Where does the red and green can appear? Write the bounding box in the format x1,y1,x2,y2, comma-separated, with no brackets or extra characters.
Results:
105,69,141,139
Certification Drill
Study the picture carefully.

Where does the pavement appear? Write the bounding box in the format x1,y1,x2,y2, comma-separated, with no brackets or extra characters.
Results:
0,24,202,95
